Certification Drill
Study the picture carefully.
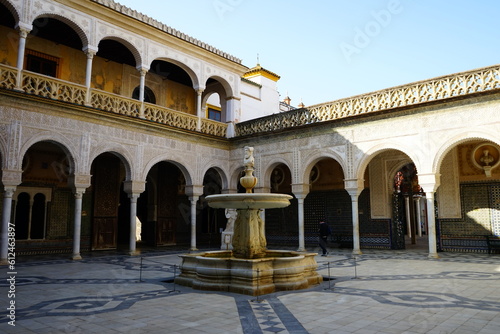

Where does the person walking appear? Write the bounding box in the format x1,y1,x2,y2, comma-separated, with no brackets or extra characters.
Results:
318,220,331,256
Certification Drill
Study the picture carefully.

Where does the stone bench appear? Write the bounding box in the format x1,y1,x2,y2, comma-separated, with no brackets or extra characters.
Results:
486,235,500,254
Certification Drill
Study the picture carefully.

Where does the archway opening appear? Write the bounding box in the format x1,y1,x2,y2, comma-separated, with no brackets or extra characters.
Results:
265,163,297,247
138,161,189,247
305,158,348,248
393,163,427,249
90,152,127,250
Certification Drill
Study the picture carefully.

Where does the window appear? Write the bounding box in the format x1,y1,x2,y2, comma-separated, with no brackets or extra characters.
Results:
207,104,222,122
25,50,59,77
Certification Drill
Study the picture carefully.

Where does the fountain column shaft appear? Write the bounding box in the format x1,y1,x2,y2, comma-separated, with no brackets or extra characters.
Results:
232,209,266,258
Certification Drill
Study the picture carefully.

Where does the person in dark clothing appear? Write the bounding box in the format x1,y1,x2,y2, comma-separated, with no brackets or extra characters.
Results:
318,220,331,256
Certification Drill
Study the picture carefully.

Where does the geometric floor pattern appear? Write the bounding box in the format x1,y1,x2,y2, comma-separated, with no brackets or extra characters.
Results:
1,248,500,333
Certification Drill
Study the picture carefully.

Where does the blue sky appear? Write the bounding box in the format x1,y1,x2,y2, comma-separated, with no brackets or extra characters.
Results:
116,0,500,106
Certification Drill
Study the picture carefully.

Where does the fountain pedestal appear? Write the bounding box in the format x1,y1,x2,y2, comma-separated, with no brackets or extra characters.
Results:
176,250,321,296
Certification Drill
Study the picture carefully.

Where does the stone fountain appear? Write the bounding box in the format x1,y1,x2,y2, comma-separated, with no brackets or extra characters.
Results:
175,146,322,296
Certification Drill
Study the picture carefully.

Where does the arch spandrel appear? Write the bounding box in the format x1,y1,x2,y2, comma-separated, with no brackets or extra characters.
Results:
0,130,8,170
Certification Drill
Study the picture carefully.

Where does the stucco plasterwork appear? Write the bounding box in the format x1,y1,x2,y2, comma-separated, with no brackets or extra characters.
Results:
369,155,387,218
96,21,144,56
0,100,230,187
437,148,461,218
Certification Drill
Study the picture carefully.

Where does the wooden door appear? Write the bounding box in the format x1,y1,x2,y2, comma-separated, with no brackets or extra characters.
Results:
156,164,177,245
92,155,120,250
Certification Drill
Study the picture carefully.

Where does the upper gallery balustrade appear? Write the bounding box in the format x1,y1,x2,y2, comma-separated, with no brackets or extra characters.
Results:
235,64,500,137
0,64,227,137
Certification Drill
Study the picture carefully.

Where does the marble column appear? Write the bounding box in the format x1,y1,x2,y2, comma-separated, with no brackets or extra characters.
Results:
189,196,199,251
196,88,203,131
296,196,306,252
425,192,439,258
418,173,440,258
405,195,412,238
15,27,30,91
292,184,309,252
350,192,362,255
83,47,96,106
345,181,363,256
129,194,140,255
137,67,148,118
414,196,422,237
72,189,85,260
0,187,16,265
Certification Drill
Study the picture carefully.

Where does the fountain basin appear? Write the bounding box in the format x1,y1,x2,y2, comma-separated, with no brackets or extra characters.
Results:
175,250,322,296
205,193,293,209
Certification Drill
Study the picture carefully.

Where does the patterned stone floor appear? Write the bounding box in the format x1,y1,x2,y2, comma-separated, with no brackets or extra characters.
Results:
1,247,499,333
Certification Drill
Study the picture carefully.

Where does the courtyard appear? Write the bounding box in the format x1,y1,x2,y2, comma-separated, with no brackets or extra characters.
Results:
1,247,499,333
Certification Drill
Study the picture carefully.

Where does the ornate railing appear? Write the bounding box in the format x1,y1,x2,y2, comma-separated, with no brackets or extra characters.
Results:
0,65,17,90
22,70,87,105
0,64,227,137
236,64,500,136
91,89,141,117
143,103,197,131
200,118,228,137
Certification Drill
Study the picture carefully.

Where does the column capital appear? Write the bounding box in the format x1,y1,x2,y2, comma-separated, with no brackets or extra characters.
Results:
68,174,92,190
1,169,22,187
82,45,98,57
136,65,149,75
345,188,362,198
123,180,146,195
2,186,17,197
344,178,364,191
128,193,140,201
15,22,32,36
417,173,441,193
185,185,204,197
194,86,205,94
291,183,310,198
73,188,86,199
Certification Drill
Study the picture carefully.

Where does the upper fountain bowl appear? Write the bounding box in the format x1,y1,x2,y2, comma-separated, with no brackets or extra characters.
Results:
205,193,293,209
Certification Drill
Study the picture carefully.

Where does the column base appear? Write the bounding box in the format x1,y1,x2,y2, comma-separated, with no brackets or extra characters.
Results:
352,249,363,256
72,254,82,260
129,250,140,256
428,253,440,259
